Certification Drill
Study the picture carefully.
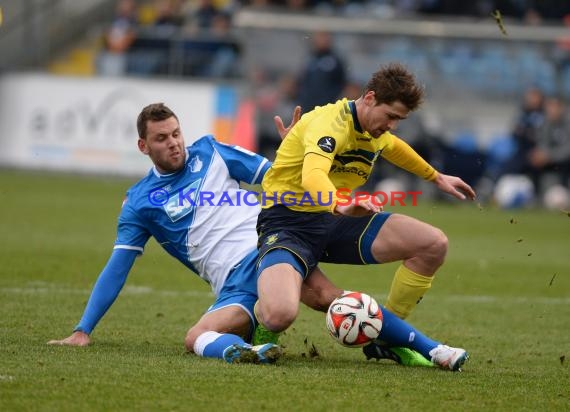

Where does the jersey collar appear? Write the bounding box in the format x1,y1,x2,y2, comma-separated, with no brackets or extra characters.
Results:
348,100,363,133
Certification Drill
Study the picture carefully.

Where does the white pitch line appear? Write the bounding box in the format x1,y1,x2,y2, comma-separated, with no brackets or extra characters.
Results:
0,285,213,298
1,285,568,304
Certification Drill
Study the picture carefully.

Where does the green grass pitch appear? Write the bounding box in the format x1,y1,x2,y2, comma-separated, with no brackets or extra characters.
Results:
0,170,568,411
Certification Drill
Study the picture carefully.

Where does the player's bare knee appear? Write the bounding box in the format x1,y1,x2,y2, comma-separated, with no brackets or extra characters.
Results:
426,228,448,265
262,306,298,332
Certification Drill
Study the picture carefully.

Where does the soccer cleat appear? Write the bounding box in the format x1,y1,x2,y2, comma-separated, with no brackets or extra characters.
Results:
252,323,281,346
363,342,435,367
223,343,282,365
252,301,281,346
429,344,469,371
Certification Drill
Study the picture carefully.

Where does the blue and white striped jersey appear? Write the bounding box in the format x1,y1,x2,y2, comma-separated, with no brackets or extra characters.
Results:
115,135,270,295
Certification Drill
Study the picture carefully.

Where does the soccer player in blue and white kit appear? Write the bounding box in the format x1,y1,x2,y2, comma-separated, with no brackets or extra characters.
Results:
48,103,289,363
49,103,467,369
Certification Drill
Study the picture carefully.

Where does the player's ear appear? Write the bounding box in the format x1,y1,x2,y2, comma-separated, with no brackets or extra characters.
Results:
362,91,375,107
138,138,149,154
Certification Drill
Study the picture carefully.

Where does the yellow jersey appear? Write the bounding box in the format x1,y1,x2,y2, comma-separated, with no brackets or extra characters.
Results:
261,98,396,212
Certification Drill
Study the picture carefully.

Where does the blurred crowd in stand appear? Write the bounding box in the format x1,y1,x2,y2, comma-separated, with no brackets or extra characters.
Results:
483,87,570,209
96,0,570,78
97,0,241,77
95,0,570,209
366,84,570,210
242,0,570,24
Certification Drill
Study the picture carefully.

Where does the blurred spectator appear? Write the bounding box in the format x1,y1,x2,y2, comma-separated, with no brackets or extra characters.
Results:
554,15,570,73
525,0,570,23
96,0,138,76
244,0,272,10
285,0,310,11
499,86,545,178
153,0,184,34
178,0,241,78
185,0,225,32
296,31,347,112
416,0,487,16
528,95,570,193
475,86,544,202
126,0,184,75
198,12,241,77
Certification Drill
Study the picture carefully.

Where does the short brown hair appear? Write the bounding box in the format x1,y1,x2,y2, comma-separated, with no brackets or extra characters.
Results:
137,103,178,139
365,63,424,110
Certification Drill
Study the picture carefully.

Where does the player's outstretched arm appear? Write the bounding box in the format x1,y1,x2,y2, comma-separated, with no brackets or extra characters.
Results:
47,249,138,346
48,331,91,346
433,173,476,200
274,105,301,140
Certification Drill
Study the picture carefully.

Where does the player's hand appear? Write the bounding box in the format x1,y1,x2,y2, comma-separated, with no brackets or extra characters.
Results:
274,105,302,140
47,331,91,347
433,173,476,200
334,197,383,217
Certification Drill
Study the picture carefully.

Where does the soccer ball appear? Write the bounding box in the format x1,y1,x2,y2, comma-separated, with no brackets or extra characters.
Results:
325,292,383,347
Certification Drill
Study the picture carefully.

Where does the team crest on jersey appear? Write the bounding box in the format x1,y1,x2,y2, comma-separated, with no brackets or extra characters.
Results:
265,233,279,246
189,155,203,173
317,136,336,153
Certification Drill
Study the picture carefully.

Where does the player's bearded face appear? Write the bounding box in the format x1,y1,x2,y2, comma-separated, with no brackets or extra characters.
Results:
139,117,186,173
363,99,409,138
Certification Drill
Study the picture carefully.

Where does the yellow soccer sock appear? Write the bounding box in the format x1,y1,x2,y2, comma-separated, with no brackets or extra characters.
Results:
385,264,434,319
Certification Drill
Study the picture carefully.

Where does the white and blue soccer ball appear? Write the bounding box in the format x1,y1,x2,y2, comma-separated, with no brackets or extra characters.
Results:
326,292,383,347
494,174,535,209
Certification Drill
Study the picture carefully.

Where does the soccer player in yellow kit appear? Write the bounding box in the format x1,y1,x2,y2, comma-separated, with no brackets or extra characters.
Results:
255,63,476,369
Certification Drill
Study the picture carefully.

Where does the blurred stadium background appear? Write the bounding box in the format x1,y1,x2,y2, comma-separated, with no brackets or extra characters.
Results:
1,0,570,209
1,3,570,410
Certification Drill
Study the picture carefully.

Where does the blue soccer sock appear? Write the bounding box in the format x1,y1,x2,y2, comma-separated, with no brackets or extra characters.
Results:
194,331,247,359
377,306,440,359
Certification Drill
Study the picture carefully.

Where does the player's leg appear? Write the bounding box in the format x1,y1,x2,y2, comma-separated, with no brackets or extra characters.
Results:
326,211,447,319
370,213,448,319
187,305,282,364
188,250,282,364
186,305,251,357
256,253,303,332
252,264,340,346
321,213,460,368
255,206,326,333
299,266,435,367
367,306,468,371
300,266,432,356
300,266,343,312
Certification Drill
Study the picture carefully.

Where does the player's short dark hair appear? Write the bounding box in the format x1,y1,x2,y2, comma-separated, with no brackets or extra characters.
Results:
365,63,424,110
137,103,178,139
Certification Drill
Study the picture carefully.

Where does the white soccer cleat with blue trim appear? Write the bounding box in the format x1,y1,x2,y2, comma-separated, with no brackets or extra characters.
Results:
429,344,469,371
223,343,282,364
